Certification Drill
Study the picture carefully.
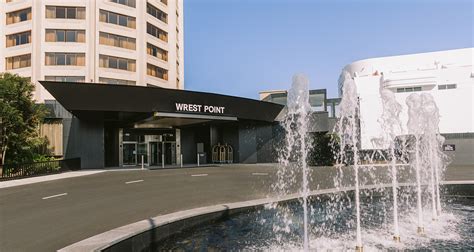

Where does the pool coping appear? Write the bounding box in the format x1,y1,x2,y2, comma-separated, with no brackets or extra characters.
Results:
58,180,474,252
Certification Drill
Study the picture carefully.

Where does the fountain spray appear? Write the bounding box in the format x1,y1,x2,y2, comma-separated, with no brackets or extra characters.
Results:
378,87,403,242
406,93,424,234
275,74,312,251
336,71,363,251
420,93,443,220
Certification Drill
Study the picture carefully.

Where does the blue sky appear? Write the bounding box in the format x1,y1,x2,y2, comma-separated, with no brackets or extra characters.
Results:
184,0,473,99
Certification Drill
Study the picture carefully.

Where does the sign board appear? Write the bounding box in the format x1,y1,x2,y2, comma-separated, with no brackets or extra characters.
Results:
175,103,225,114
443,144,455,151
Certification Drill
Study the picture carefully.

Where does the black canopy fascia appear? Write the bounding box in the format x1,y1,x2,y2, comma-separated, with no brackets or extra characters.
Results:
40,81,284,124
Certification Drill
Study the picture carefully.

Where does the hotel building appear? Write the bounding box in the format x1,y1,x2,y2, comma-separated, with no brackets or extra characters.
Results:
1,1,286,169
1,0,184,102
339,48,474,165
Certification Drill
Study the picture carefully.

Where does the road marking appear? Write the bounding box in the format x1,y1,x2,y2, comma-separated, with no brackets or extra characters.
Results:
252,173,268,176
42,193,67,200
191,174,208,177
125,179,144,184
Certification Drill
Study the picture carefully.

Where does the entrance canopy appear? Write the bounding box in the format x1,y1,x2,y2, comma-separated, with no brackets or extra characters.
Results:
40,81,283,127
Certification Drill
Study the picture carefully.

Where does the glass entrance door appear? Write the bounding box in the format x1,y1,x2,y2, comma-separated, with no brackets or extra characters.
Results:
137,143,148,165
123,142,137,165
149,142,163,166
164,142,176,165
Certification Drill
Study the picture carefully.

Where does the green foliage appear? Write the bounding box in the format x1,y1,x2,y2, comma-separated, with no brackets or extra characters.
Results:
33,154,57,163
308,132,339,166
0,73,47,166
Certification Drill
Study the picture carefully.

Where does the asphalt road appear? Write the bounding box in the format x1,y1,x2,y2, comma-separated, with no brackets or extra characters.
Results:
0,164,472,252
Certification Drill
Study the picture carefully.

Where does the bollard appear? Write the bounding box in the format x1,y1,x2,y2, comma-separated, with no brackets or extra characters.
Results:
162,154,165,168
180,154,183,168
197,153,200,167
141,155,144,170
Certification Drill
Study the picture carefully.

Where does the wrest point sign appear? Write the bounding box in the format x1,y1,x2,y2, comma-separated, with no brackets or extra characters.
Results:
175,103,226,114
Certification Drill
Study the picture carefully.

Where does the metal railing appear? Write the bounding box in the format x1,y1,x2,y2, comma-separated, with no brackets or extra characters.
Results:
0,158,81,181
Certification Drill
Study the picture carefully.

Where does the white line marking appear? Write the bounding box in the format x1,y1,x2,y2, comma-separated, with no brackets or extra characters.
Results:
252,173,268,176
125,180,144,184
42,193,67,200
191,174,208,177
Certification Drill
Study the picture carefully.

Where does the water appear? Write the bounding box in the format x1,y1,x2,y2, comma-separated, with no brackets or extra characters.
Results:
378,85,403,240
270,74,451,249
334,71,363,247
272,74,312,251
406,92,448,232
155,195,474,251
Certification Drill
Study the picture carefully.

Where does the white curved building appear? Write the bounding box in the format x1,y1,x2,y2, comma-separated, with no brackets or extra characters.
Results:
1,0,184,102
339,48,474,165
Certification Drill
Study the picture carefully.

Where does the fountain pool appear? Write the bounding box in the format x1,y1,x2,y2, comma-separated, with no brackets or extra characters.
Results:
155,191,473,251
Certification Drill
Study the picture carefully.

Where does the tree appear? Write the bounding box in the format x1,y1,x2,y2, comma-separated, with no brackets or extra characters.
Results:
0,73,47,166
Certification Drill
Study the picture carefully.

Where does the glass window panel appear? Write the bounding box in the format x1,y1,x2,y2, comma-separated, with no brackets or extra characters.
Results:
77,30,85,42
19,55,28,67
66,8,76,19
6,36,13,47
119,37,126,48
118,59,128,70
113,36,120,47
99,32,107,44
56,54,66,65
19,11,28,21
334,104,340,117
109,13,117,24
128,61,136,71
56,30,65,42
100,10,107,22
128,17,135,28
66,54,76,65
19,34,25,44
99,55,106,67
13,57,20,69
56,7,66,18
118,15,127,26
45,53,53,65
66,31,76,42
109,57,118,68
46,31,53,42
77,54,85,66
46,7,55,18
77,7,85,19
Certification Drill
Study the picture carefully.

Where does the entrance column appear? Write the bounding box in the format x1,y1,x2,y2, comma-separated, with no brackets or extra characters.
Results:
176,128,181,166
118,128,123,167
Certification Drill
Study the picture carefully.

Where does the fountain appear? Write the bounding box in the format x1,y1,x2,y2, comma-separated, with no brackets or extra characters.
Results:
155,74,472,251
406,93,425,234
272,74,312,251
378,85,403,242
334,71,363,251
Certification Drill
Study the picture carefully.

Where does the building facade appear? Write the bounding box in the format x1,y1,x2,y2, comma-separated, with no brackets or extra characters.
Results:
1,0,184,102
339,48,474,165
42,81,283,168
260,88,341,133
